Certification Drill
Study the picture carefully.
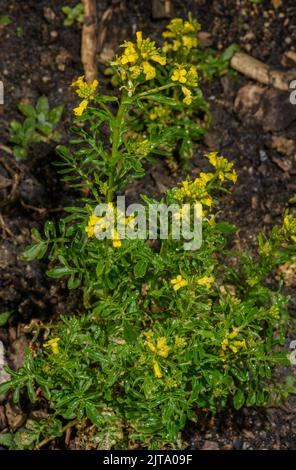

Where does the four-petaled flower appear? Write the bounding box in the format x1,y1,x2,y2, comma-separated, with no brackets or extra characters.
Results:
170,275,188,291
197,275,215,289
43,337,60,355
71,75,99,116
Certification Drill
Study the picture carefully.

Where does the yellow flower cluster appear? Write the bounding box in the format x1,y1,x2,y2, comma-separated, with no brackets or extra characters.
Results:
197,275,215,289
205,152,237,183
221,328,246,355
113,31,166,82
170,274,188,291
71,75,99,116
145,332,171,379
171,65,198,105
162,17,201,52
175,176,213,207
145,332,171,358
283,213,296,243
43,337,60,355
174,336,187,348
85,204,124,248
148,105,167,121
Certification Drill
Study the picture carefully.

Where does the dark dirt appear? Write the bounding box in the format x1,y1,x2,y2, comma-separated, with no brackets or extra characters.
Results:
0,0,296,450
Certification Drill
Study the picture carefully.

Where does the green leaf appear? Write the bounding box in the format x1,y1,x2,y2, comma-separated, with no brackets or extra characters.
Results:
140,94,177,106
13,146,27,159
0,381,12,396
44,221,56,238
27,381,36,403
67,274,81,289
233,389,245,410
18,103,36,118
46,266,74,278
134,260,148,278
85,403,101,427
123,322,140,344
49,105,64,124
0,311,12,327
0,15,12,25
213,222,236,234
0,433,14,448
220,43,240,62
36,96,49,115
246,390,256,406
21,241,48,261
23,116,36,133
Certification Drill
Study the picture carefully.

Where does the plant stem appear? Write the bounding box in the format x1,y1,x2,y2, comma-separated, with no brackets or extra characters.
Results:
35,419,79,450
107,92,128,203
136,82,176,99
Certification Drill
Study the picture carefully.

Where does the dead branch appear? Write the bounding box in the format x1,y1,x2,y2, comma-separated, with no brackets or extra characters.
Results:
81,0,98,84
230,52,296,91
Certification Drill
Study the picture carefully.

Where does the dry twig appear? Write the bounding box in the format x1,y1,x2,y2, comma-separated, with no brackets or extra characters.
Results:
231,52,296,91
81,0,98,84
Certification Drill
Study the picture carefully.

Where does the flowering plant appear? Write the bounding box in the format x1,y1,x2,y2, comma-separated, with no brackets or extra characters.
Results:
0,20,295,450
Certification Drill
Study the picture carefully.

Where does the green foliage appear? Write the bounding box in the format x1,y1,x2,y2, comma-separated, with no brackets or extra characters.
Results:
1,16,295,450
0,15,12,25
62,3,84,26
110,15,238,164
9,96,64,159
0,311,12,327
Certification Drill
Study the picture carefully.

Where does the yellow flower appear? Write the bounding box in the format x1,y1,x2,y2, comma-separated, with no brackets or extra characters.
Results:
71,76,98,99
130,65,142,79
175,336,187,348
204,152,237,183
221,338,229,351
71,76,98,115
197,275,215,289
85,214,102,238
145,332,170,358
229,344,238,354
199,172,214,184
181,86,193,105
182,35,197,49
120,42,138,64
173,205,190,220
89,215,101,225
171,274,188,291
184,21,195,33
283,213,296,241
111,229,121,248
221,329,246,355
142,61,156,80
44,337,60,355
156,337,170,358
73,99,88,116
171,67,187,83
162,17,200,52
113,31,165,83
228,327,239,339
153,361,162,378
151,54,166,65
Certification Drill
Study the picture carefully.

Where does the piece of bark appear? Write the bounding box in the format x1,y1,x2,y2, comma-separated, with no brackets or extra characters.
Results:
230,52,296,91
152,0,172,19
81,0,98,84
